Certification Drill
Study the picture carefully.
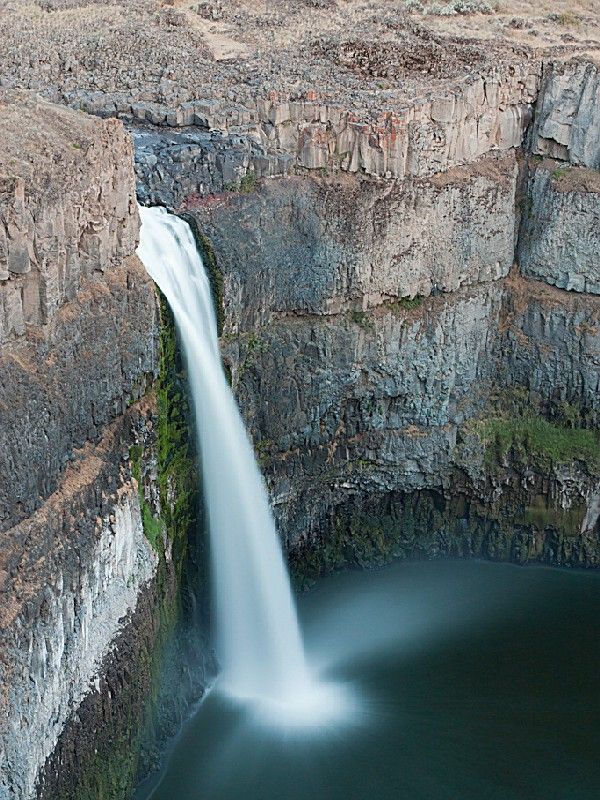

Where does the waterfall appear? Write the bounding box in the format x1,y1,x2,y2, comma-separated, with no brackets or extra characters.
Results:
137,206,326,720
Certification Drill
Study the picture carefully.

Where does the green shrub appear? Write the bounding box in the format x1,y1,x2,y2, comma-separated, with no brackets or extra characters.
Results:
350,310,374,331
239,171,258,193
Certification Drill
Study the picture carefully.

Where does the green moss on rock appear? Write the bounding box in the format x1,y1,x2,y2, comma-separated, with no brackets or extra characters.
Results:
54,292,202,800
129,442,165,552
471,413,600,474
155,291,200,580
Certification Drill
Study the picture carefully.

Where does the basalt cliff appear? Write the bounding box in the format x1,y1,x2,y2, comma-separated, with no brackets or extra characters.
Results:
0,2,599,799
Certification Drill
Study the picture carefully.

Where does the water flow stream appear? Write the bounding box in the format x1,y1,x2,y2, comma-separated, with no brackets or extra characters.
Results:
137,206,334,722
135,207,600,800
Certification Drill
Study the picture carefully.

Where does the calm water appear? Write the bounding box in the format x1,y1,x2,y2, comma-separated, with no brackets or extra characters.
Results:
137,560,600,800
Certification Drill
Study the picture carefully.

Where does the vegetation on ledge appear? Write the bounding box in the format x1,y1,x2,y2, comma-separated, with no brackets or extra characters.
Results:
471,413,600,474
388,295,424,313
155,292,201,580
349,310,374,331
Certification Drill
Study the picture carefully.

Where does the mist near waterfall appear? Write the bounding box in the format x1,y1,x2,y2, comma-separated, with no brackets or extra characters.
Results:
137,206,347,726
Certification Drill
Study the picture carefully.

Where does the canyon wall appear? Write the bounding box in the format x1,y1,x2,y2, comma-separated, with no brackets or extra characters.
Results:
518,160,600,295
158,58,600,577
0,42,599,800
0,94,172,800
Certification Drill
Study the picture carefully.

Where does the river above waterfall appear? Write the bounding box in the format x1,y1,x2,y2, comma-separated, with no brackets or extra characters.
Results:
136,559,600,800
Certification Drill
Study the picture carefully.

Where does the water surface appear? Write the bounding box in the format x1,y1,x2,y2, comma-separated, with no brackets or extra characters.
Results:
138,559,600,800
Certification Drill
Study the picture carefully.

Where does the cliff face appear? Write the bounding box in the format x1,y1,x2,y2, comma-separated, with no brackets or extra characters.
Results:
531,60,600,168
165,61,600,575
1,5,600,796
0,94,163,800
518,160,600,294
188,154,517,326
221,283,503,547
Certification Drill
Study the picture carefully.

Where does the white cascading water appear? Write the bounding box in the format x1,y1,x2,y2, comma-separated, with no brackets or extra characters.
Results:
137,206,342,724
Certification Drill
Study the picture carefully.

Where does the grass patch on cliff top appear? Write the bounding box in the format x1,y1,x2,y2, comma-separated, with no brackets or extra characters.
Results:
472,413,600,474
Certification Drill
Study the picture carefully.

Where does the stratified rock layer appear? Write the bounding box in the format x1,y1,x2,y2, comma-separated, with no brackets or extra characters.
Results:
0,91,139,341
519,160,600,294
189,154,517,331
0,408,157,800
0,95,160,800
222,284,503,544
532,60,600,168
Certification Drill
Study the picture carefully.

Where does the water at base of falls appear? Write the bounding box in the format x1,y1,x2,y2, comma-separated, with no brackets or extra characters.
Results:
136,206,348,726
134,560,600,800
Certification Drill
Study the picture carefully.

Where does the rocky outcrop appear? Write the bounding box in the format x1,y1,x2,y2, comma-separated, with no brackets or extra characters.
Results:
219,269,600,556
290,457,600,585
188,154,517,332
0,95,168,800
498,275,600,423
0,255,157,535
221,283,503,544
108,63,540,184
0,407,157,800
134,127,291,209
531,60,600,168
518,159,600,294
0,91,158,540
0,91,139,342
128,63,539,199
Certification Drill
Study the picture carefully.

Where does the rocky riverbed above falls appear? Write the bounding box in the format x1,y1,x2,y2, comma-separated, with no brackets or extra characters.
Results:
0,2,599,799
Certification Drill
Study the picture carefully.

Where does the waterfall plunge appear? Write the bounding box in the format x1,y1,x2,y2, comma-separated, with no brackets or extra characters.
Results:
137,206,344,725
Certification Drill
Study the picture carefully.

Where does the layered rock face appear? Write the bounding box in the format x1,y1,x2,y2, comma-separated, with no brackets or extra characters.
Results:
518,160,600,295
531,60,600,168
191,154,517,329
500,276,600,422
221,283,503,546
1,7,600,796
167,57,600,574
0,410,158,800
104,64,538,183
0,92,139,340
0,96,161,800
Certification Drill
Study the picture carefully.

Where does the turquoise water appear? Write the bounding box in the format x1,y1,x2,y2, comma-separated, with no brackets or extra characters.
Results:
137,560,600,800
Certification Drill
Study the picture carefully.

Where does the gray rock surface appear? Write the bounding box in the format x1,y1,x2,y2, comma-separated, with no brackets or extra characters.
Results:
134,127,293,208
499,276,600,421
0,410,158,800
531,60,600,168
189,156,517,331
0,94,160,800
518,160,600,294
123,65,538,181
0,92,139,343
180,152,600,561
222,284,503,543
0,256,158,534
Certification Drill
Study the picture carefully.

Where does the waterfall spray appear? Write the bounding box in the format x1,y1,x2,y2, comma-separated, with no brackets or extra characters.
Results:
137,206,342,724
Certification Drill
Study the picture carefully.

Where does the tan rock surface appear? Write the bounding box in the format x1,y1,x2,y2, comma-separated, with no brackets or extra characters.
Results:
0,91,139,341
